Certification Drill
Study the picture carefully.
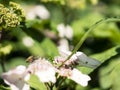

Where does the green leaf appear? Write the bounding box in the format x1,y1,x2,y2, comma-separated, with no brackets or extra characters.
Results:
27,74,46,90
41,38,59,57
99,58,120,90
25,19,42,28
79,45,120,74
91,45,120,63
0,85,10,90
71,12,104,43
0,44,13,55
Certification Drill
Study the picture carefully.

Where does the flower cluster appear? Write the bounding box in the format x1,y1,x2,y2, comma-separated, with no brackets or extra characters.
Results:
0,49,100,90
0,2,25,29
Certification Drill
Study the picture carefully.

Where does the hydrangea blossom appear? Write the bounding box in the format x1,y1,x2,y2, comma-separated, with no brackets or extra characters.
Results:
1,49,99,89
54,50,93,86
55,50,101,68
57,67,91,86
69,68,91,86
26,58,56,83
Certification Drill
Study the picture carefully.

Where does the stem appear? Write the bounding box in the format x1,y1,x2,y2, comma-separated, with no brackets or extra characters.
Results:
62,17,120,65
56,77,66,90
49,83,54,90
0,53,6,72
45,83,50,90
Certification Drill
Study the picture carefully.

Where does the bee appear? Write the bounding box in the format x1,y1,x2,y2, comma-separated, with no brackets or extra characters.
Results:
26,56,38,63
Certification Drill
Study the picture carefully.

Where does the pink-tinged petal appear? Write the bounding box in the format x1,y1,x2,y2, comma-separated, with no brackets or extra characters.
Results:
27,58,56,83
1,65,30,90
69,68,91,87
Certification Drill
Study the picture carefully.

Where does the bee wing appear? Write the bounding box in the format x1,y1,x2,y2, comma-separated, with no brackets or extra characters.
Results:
76,52,101,68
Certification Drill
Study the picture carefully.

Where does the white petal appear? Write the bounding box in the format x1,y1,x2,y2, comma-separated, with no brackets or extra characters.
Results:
58,50,77,61
65,25,73,39
57,23,66,38
58,39,69,51
36,68,56,83
22,37,34,47
27,58,56,83
69,68,91,86
26,11,36,20
35,5,50,19
2,65,30,90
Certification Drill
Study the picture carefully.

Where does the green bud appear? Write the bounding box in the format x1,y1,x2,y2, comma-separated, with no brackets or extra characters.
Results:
9,2,25,21
0,2,25,29
3,13,20,28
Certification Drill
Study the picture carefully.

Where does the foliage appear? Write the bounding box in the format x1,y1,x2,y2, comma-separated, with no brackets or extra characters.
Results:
0,0,120,90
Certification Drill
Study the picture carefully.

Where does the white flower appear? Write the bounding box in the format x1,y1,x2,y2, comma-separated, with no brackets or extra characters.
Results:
1,65,30,90
57,23,73,39
22,37,34,47
26,58,56,83
25,5,50,20
34,5,50,19
57,67,91,86
54,50,77,66
69,68,91,86
55,50,101,68
58,39,69,51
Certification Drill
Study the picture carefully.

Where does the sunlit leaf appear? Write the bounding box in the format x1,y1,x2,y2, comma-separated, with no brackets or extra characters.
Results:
0,85,10,90
41,38,59,57
99,58,120,90
27,74,46,90
78,45,120,74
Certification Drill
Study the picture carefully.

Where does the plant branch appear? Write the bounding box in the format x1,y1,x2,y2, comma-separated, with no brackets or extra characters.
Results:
59,17,120,67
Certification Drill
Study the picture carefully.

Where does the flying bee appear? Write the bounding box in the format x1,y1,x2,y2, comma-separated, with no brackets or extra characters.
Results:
26,56,39,63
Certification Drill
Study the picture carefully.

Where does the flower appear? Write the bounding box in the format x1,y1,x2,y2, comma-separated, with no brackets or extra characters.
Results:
1,65,30,90
54,50,78,66
0,2,25,29
56,66,91,86
26,58,56,83
55,50,101,68
58,38,69,51
25,5,50,20
57,23,73,40
22,37,34,47
54,49,101,86
69,68,91,86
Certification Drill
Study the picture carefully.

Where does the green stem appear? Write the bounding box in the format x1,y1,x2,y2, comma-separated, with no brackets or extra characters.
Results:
65,18,120,61
45,83,50,90
0,53,6,72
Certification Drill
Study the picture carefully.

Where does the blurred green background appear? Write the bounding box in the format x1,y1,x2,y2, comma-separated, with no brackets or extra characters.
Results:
0,0,120,90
